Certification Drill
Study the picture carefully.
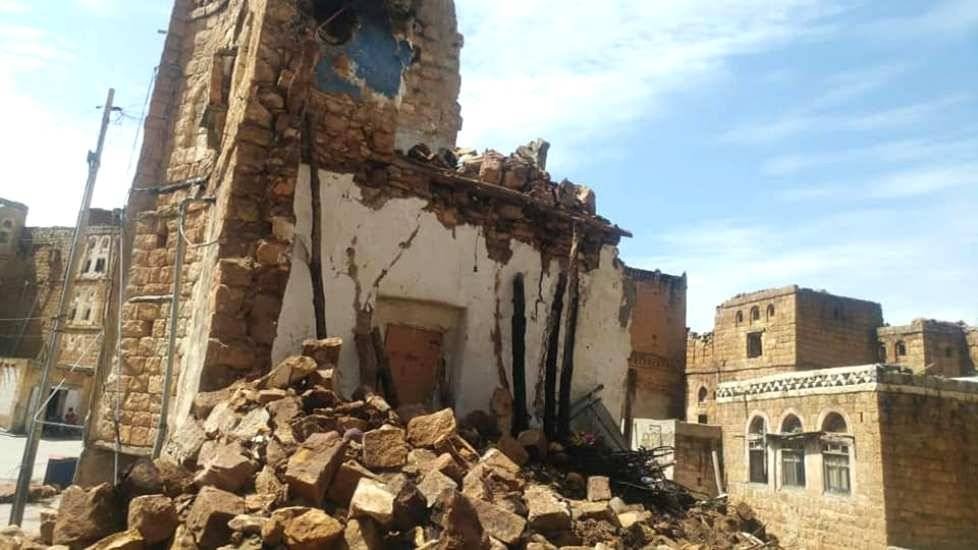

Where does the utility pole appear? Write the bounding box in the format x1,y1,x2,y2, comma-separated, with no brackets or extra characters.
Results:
10,88,116,525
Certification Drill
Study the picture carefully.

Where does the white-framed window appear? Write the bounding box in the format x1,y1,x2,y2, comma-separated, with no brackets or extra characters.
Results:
781,415,805,488
748,416,767,484
822,412,851,495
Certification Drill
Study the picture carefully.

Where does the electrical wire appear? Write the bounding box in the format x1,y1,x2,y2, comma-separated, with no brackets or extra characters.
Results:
125,66,159,192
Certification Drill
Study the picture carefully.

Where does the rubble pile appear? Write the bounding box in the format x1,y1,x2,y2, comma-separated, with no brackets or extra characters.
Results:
406,139,598,218
21,338,778,550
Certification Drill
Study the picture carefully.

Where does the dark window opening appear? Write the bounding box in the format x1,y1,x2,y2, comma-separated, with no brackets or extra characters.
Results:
878,344,887,362
748,416,767,484
697,386,708,403
767,304,775,318
312,0,359,45
697,414,708,424
735,311,744,324
69,307,77,321
1,220,11,228
82,308,91,322
82,259,92,273
895,341,907,357
94,258,106,273
747,332,763,358
157,231,167,249
750,306,760,322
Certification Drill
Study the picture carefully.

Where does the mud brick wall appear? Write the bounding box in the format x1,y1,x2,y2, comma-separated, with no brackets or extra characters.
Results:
877,386,978,548
717,390,888,550
794,289,882,370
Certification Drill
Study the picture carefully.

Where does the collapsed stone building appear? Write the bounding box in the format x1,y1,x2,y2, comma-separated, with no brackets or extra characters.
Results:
21,0,970,547
686,285,978,549
76,0,686,483
0,197,121,433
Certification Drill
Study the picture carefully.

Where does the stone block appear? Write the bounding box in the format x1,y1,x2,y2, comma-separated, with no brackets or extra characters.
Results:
407,408,457,448
125,494,177,544
525,485,570,533
284,432,347,504
186,486,244,549
362,427,408,469
496,435,529,466
194,442,257,493
470,496,527,545
587,476,612,502
283,508,344,550
349,478,396,527
53,483,123,548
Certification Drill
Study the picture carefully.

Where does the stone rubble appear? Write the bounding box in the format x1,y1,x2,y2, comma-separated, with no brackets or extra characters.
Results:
17,338,780,550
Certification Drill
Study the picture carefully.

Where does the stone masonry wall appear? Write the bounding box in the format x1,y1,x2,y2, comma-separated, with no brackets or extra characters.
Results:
793,289,882,370
717,389,887,550
876,379,978,548
626,268,686,419
878,319,974,377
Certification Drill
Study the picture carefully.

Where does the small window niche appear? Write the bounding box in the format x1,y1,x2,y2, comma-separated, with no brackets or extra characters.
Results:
750,306,760,322
895,341,907,357
747,332,763,358
697,414,708,425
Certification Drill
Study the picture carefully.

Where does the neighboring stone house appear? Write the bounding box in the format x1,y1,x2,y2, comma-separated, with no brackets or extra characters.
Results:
0,199,121,433
716,365,978,550
686,286,978,549
686,286,883,424
79,0,666,478
877,319,975,377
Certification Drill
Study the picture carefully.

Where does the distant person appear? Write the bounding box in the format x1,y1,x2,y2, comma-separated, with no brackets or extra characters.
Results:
63,408,78,427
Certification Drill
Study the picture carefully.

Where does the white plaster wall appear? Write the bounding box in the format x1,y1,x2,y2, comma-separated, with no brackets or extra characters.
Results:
274,166,634,424
271,164,317,365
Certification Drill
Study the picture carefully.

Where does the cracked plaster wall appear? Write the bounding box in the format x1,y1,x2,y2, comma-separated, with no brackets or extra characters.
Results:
273,166,633,422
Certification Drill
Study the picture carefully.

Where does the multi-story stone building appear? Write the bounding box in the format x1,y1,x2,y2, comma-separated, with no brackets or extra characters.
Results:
686,286,883,423
0,199,121,433
622,267,687,420
688,285,978,549
78,0,684,478
877,319,975,377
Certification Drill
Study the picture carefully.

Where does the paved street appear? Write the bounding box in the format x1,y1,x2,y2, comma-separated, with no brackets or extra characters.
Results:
0,432,82,483
0,432,81,532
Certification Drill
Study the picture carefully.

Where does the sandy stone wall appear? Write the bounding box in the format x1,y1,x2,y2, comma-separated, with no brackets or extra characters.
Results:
876,374,978,548
686,287,885,424
793,289,881,370
717,365,978,550
878,319,974,377
717,370,888,550
625,268,686,419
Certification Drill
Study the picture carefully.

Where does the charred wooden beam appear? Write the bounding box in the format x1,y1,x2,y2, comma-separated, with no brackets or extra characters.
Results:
511,273,527,435
557,231,581,441
543,273,567,440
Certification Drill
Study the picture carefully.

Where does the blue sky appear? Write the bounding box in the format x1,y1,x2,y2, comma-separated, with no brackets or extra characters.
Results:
0,0,975,330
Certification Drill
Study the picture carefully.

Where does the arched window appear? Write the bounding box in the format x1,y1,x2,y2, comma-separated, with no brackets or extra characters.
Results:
750,306,760,322
766,304,775,319
748,416,767,484
895,341,907,357
697,386,708,403
781,414,805,487
735,311,744,324
822,413,850,495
